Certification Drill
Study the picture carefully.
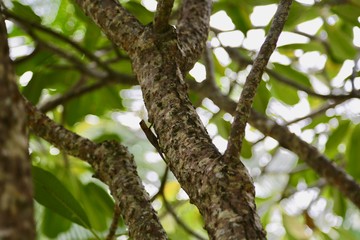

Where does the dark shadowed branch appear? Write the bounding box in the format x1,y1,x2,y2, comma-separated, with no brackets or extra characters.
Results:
153,0,175,33
0,10,35,239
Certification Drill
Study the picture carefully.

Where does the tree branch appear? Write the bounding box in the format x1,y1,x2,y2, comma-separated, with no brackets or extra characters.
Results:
75,0,144,55
3,9,112,72
191,81,360,209
76,1,266,237
224,0,293,162
176,0,212,72
25,100,167,239
0,10,35,239
225,47,360,100
153,0,174,33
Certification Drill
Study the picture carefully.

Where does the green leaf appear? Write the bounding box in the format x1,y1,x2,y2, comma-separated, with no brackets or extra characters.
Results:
269,77,300,105
284,2,320,30
278,42,325,55
41,208,72,238
272,63,311,88
79,183,115,231
211,113,231,139
325,23,357,62
64,85,123,125
83,21,102,50
331,5,360,26
325,120,351,158
241,138,252,159
282,213,308,240
32,166,92,229
123,2,153,24
253,80,270,113
12,2,42,23
346,124,360,179
332,188,347,217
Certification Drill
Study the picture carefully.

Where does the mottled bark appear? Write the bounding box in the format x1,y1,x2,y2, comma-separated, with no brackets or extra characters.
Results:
225,0,292,161
25,101,167,239
193,81,360,209
131,27,265,239
176,0,212,72
75,0,143,55
76,0,266,239
153,0,174,33
0,13,35,239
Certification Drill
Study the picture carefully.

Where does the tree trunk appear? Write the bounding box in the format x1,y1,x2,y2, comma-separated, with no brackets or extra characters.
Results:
0,12,35,240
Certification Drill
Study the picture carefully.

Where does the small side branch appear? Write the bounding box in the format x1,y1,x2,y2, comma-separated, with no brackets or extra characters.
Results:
224,0,293,161
153,0,175,33
176,0,212,72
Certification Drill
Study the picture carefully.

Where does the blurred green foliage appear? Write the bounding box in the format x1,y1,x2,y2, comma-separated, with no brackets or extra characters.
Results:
4,0,360,239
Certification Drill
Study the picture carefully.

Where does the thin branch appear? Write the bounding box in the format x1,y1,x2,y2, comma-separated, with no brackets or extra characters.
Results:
106,204,121,240
38,72,136,112
153,0,175,33
3,9,112,72
350,53,360,92
176,0,212,72
225,47,360,100
162,197,206,240
285,99,345,125
190,80,360,210
224,0,293,161
203,43,216,85
150,167,169,202
24,100,167,239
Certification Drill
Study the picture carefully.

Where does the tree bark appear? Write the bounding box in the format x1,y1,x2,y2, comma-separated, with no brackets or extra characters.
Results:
25,101,167,239
0,12,35,239
76,0,266,238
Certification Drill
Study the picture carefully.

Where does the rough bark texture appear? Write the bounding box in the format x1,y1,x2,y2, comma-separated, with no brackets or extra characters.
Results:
0,13,35,239
153,0,175,33
76,0,266,238
176,0,212,72
25,102,167,239
193,81,360,209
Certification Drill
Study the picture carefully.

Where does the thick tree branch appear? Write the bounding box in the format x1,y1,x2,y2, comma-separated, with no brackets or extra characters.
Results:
25,101,167,239
75,0,144,55
224,0,293,162
70,1,267,237
130,26,266,238
153,0,174,33
176,0,212,72
0,12,35,239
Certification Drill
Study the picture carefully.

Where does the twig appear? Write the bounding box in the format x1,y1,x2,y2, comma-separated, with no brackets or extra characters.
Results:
151,167,169,202
106,204,121,240
224,0,293,161
153,0,175,33
285,99,346,125
162,197,206,240
3,9,112,72
225,47,360,100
